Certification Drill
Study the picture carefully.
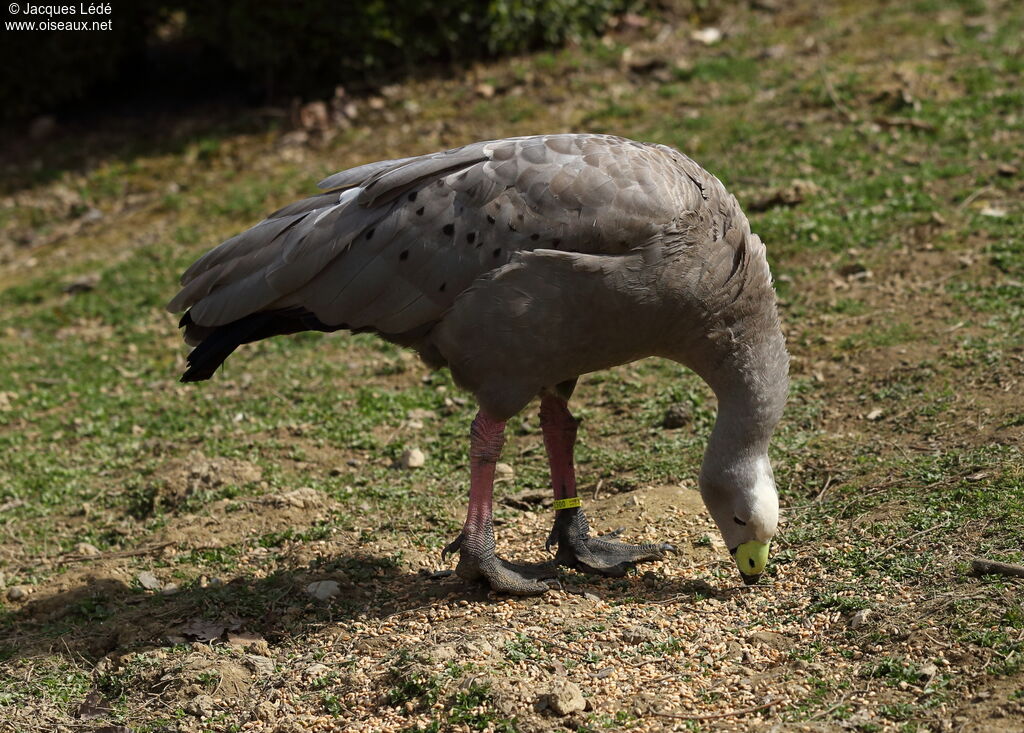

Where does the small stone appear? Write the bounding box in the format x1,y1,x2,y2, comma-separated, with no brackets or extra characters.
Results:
6,586,28,601
545,680,586,716
161,583,180,595
304,663,330,677
866,408,884,421
400,448,425,469
691,27,723,45
494,463,514,482
996,162,1018,177
849,609,871,629
918,662,938,679
661,404,690,429
247,655,276,675
723,641,744,662
428,644,458,662
458,640,494,656
306,580,341,600
255,701,278,721
621,626,657,645
583,592,600,603
185,694,216,718
137,571,162,590
75,542,101,556
748,631,792,650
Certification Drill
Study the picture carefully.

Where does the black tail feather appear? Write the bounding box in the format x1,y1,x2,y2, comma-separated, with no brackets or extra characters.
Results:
179,309,342,382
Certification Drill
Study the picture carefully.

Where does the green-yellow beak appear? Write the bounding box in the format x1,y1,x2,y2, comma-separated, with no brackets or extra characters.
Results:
734,541,770,585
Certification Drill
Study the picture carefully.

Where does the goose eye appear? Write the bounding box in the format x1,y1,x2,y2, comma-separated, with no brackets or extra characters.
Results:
733,517,747,526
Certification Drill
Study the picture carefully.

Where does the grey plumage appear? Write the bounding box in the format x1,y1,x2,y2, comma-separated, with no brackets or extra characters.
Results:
169,133,791,592
168,133,787,421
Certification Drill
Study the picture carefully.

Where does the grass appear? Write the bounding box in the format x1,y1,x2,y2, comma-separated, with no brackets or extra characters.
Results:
0,0,1022,729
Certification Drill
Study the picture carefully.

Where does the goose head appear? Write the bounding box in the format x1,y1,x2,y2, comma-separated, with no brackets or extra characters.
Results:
700,453,779,584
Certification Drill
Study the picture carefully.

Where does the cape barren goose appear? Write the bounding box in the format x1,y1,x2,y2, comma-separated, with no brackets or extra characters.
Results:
168,134,789,595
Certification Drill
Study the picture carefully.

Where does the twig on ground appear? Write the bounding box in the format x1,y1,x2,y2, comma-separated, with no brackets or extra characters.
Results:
970,557,1024,579
867,522,950,565
957,185,996,210
652,698,785,721
593,479,604,501
59,541,177,564
813,474,835,503
821,67,856,123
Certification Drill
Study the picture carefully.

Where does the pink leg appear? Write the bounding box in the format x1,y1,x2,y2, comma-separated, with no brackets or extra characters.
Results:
540,394,579,502
540,395,676,574
461,410,505,557
442,410,557,595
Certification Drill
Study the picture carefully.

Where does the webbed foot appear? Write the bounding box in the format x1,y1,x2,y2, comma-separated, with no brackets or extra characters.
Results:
546,508,676,577
443,532,559,596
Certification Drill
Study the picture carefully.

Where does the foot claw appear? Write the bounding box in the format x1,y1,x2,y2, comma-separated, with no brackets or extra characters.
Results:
548,509,674,577
441,533,463,561
444,533,559,596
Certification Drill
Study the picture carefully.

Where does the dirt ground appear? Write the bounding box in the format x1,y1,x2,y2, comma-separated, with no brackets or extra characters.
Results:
1,0,1022,731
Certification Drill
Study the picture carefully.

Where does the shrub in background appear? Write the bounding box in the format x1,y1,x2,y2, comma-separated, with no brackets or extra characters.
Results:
0,0,633,122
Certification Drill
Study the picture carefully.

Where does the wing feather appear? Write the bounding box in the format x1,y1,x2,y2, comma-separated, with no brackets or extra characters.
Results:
170,133,735,351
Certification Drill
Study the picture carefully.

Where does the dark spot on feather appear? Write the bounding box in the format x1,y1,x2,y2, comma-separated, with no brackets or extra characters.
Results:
443,223,454,236
365,228,375,240
517,212,525,221
408,191,418,202
416,207,425,216
486,215,495,225
731,241,744,277
466,232,476,244
399,250,409,261
436,180,444,187
530,233,539,241
493,248,501,258
507,222,517,232
439,282,447,292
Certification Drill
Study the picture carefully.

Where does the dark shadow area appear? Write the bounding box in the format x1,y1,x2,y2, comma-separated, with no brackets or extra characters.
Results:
0,552,733,666
0,552,429,664
0,0,649,195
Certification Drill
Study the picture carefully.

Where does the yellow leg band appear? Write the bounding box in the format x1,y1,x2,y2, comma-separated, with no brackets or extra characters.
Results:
552,497,582,511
